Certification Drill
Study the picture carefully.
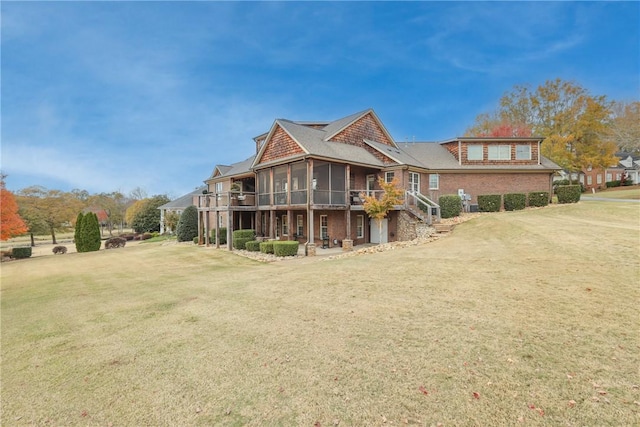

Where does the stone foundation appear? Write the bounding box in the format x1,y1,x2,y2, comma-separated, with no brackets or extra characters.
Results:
342,239,353,251
305,242,316,257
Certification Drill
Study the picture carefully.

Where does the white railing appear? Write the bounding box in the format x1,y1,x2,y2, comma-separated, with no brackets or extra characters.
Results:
405,191,440,225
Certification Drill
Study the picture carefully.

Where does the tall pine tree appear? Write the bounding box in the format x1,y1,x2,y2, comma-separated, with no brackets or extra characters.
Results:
74,212,85,252
82,212,102,252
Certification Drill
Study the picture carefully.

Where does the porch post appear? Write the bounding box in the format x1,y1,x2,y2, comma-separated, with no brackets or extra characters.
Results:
343,164,353,251
269,210,275,239
287,209,293,241
305,159,316,256
197,210,203,245
215,211,220,249
227,212,233,250
204,210,210,246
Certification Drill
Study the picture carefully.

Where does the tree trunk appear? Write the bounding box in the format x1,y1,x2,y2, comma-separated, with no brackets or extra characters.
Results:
50,226,57,245
30,232,35,247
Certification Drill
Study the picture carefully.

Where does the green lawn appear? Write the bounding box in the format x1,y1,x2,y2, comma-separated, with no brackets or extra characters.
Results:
2,202,639,426
581,186,640,200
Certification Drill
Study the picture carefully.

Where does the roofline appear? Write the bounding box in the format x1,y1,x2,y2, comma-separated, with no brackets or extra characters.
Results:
324,109,398,148
251,120,310,168
439,136,544,144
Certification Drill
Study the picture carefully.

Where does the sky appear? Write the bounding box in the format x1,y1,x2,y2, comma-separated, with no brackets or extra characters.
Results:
2,1,638,199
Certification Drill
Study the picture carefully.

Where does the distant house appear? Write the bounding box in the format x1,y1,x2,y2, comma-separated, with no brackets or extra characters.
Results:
158,186,207,234
579,152,640,191
197,109,560,255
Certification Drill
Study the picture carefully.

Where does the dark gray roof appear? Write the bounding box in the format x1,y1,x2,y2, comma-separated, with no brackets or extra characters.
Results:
158,186,206,210
208,156,256,181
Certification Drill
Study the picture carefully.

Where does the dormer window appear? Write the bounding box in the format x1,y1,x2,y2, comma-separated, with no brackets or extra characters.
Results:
488,145,511,161
516,145,531,160
467,145,483,161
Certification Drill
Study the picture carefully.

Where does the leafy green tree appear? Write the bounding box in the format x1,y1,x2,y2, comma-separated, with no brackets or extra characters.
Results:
131,195,170,233
74,212,85,252
176,205,198,242
16,186,83,244
164,211,180,234
466,78,619,181
81,212,101,252
360,177,403,243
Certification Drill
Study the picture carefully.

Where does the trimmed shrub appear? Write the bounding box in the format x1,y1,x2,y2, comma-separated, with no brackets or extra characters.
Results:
260,241,274,254
79,212,101,252
477,194,502,212
176,205,198,242
211,227,227,245
105,237,126,249
74,212,85,252
245,240,261,252
11,247,32,259
193,236,199,244
438,194,462,218
554,180,585,193
273,241,299,257
52,246,68,254
556,185,581,203
606,180,621,188
233,229,255,250
140,232,153,240
503,193,526,211
528,192,549,207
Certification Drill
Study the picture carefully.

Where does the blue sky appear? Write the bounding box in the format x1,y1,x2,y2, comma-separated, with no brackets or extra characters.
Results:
2,1,638,199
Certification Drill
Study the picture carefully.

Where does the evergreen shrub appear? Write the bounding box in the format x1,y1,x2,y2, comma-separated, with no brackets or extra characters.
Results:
233,229,255,250
245,240,261,251
477,194,502,212
176,205,198,242
260,241,274,254
528,192,549,207
211,227,227,245
74,212,85,252
556,185,581,203
503,193,526,211
273,241,299,257
605,180,621,188
438,194,462,218
11,247,32,259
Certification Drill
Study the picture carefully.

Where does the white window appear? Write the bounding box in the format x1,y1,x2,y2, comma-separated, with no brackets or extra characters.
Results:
429,174,439,190
606,173,612,182
215,182,223,193
385,171,395,183
516,145,531,160
296,215,304,237
282,215,288,236
356,215,364,238
616,173,621,180
587,176,593,185
579,175,585,184
467,145,483,161
596,174,602,184
488,145,511,160
409,172,420,193
320,215,328,239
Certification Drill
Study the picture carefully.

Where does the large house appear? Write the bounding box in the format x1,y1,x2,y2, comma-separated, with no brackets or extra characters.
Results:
579,153,640,191
197,109,560,255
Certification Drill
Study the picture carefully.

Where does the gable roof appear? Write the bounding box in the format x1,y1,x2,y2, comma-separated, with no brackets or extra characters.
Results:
208,156,256,181
158,186,207,210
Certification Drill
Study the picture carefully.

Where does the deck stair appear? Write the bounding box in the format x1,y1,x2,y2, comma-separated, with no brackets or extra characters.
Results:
432,223,453,233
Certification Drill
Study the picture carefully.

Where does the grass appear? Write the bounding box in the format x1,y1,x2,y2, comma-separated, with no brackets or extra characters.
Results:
1,202,639,426
580,186,640,200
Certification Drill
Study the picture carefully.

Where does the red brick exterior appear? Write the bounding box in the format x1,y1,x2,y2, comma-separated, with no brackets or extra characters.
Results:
260,126,304,163
425,172,553,203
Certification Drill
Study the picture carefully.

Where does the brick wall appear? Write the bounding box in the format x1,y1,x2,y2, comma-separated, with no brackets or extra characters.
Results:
460,142,539,166
260,126,304,163
427,172,553,203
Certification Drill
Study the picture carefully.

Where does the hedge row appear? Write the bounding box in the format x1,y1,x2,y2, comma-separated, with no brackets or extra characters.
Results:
232,229,255,250
556,185,581,203
438,195,462,218
245,241,261,252
11,247,32,259
273,241,299,256
476,192,551,211
211,227,227,245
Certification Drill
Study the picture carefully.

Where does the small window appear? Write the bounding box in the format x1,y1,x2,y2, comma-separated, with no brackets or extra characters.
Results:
516,145,531,160
282,215,288,236
596,174,602,184
587,176,593,185
385,172,395,183
215,182,223,193
467,145,483,161
616,173,621,180
429,174,439,190
297,215,304,237
356,215,364,238
320,215,328,239
409,172,420,193
606,173,612,182
488,145,511,160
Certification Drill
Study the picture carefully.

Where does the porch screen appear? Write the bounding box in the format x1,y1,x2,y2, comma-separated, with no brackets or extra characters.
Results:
258,170,271,206
274,166,287,205
290,162,307,204
313,162,346,205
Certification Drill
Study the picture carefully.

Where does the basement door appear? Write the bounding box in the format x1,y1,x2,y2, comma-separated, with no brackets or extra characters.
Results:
370,218,388,244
